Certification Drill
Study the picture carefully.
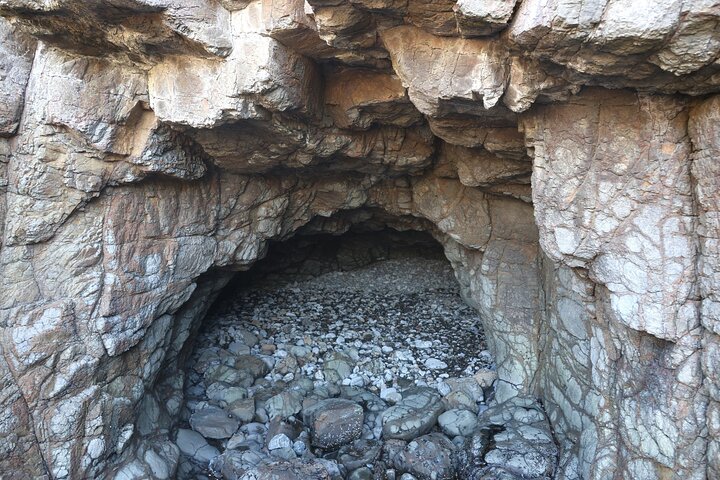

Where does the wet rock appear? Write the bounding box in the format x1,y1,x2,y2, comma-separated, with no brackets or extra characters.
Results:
460,397,559,479
393,433,457,480
209,449,267,479
241,458,335,479
381,388,444,440
443,391,478,413
444,377,484,403
324,353,354,383
266,417,303,445
348,467,374,480
380,387,403,404
268,433,294,451
304,398,364,449
205,365,254,388
206,382,247,405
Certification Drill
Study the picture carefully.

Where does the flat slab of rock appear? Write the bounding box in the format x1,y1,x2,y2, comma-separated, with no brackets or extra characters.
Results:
382,388,444,440
176,428,219,464
265,390,303,419
304,398,364,449
189,406,240,439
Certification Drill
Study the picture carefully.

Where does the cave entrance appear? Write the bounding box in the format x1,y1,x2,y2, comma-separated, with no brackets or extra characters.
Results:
176,227,499,479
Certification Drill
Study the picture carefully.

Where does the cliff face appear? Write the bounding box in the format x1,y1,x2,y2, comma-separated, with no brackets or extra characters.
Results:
0,1,718,479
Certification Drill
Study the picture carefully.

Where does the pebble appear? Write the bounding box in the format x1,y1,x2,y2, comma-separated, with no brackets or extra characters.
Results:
423,358,448,370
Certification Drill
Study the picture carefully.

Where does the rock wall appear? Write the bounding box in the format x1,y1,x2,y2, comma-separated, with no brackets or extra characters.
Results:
0,1,718,479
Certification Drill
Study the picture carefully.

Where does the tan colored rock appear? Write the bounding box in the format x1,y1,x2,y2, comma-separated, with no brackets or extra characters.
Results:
325,69,422,129
0,0,233,58
688,96,720,478
503,56,579,113
649,0,720,75
454,0,518,36
440,143,531,187
0,18,35,136
149,32,320,128
0,3,719,480
429,118,526,159
381,25,509,116
412,175,491,249
523,89,697,341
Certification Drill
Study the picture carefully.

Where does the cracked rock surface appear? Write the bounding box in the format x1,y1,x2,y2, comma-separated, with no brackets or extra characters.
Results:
0,1,718,479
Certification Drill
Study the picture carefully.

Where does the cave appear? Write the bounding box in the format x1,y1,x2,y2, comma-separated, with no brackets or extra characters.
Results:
1,2,719,480
178,228,499,477
165,219,551,479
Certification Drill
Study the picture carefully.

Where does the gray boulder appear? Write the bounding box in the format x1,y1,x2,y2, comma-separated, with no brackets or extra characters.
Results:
438,409,478,437
393,433,457,480
175,428,219,464
381,388,444,440
304,398,364,449
189,406,240,439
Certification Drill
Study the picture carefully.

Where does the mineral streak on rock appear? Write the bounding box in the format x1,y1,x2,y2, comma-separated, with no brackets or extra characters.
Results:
0,0,718,479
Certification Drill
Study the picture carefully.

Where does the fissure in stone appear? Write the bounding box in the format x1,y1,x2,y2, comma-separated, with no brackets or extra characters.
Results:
1,2,718,480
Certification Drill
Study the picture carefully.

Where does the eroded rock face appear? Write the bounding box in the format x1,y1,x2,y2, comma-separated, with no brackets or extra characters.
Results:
0,1,718,479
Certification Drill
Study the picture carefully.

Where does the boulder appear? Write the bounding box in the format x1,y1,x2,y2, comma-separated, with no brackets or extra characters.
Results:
304,398,364,449
189,406,240,439
381,388,444,440
393,433,457,480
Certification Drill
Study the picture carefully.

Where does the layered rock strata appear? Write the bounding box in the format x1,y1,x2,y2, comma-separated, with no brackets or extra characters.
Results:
0,1,718,479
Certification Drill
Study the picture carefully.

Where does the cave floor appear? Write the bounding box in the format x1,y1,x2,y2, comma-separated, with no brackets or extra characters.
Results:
175,256,557,479
206,257,493,389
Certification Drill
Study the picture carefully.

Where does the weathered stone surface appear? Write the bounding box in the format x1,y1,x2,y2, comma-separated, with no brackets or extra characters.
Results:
393,432,457,480
0,18,34,136
455,0,518,36
338,438,382,471
325,69,422,130
304,398,364,449
0,2,718,479
381,388,444,440
381,25,509,116
189,406,240,439
523,89,696,341
688,94,720,480
458,397,558,479
438,408,477,437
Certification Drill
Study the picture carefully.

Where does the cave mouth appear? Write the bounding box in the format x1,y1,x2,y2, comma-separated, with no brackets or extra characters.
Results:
171,227,558,479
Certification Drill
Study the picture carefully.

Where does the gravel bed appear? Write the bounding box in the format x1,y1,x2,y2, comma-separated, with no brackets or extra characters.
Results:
174,256,557,479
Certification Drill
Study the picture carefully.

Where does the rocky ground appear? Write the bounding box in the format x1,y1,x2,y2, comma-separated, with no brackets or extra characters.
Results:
176,256,558,479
